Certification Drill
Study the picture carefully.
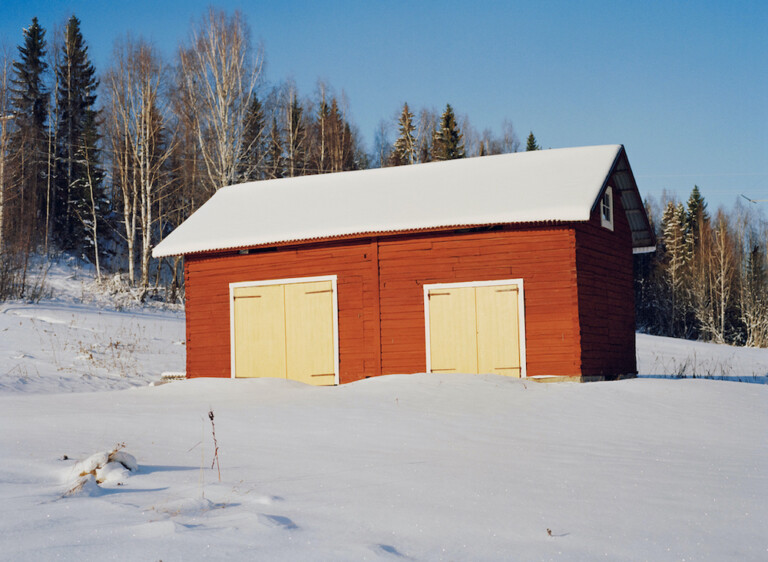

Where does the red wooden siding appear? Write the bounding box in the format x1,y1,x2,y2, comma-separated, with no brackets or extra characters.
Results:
184,224,594,382
376,227,581,377
185,239,380,383
574,195,637,376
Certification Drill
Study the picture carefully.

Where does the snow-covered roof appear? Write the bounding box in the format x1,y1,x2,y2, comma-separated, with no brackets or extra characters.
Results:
153,144,653,258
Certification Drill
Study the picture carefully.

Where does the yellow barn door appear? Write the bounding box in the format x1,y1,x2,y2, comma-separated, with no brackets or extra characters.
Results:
427,283,523,377
427,287,478,373
284,281,336,385
475,285,521,377
233,285,286,379
232,279,337,385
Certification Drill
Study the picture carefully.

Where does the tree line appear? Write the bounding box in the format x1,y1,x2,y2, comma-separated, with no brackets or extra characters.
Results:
635,187,768,347
0,9,528,302
4,10,763,350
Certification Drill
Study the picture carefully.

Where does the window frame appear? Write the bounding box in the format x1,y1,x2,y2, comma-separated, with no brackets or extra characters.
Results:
600,186,614,231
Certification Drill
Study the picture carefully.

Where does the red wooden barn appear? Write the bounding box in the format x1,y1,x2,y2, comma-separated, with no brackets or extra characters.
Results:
153,144,654,384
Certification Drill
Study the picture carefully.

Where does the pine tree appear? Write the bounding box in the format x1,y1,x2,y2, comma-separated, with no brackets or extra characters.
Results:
236,95,265,182
389,102,416,166
526,132,539,151
431,104,465,161
8,17,49,246
54,15,100,251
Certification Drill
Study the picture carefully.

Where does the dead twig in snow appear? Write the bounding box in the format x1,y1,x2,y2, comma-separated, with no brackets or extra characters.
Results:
209,409,221,482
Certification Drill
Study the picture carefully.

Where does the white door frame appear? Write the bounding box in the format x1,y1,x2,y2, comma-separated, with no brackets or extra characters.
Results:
229,275,339,385
423,279,527,378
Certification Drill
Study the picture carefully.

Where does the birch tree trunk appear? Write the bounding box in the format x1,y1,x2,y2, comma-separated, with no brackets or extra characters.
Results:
710,213,735,343
105,38,172,294
81,140,100,282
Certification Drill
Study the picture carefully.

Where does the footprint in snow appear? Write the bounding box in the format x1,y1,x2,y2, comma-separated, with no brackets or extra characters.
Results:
374,544,406,558
258,513,298,530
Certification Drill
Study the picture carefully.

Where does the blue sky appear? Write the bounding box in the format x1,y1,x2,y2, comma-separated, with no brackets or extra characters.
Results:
1,0,766,213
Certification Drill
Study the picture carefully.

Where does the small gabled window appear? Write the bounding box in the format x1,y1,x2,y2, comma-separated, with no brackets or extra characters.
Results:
600,186,614,231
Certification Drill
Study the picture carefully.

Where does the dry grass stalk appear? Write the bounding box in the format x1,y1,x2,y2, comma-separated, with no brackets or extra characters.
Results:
209,409,221,482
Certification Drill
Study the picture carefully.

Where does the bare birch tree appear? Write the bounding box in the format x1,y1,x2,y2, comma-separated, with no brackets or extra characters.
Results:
690,214,717,339
459,113,478,157
105,37,172,294
312,81,329,174
284,86,306,177
740,238,768,347
732,203,768,346
710,212,736,343
177,8,263,192
415,108,438,163
500,119,521,153
373,118,392,167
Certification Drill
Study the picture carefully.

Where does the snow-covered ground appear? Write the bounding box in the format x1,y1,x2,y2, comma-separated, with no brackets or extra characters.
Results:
0,257,185,393
638,332,768,383
0,260,766,560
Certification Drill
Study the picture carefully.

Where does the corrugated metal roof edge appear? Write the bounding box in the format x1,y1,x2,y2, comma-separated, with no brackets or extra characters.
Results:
154,219,583,258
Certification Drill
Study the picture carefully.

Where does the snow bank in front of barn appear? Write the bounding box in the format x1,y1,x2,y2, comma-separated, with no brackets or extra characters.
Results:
1,373,766,560
0,258,767,560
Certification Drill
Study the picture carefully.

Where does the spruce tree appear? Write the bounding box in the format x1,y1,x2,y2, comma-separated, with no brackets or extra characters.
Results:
633,200,658,332
8,17,49,245
264,117,284,179
660,201,691,337
326,98,343,172
389,102,416,166
54,15,100,251
431,104,465,161
286,96,305,177
526,132,539,151
341,121,356,171
75,108,107,277
324,98,357,172
236,95,265,182
314,95,330,173
742,242,768,346
685,185,709,251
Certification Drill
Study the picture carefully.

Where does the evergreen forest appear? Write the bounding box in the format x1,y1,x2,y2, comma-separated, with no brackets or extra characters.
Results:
0,9,765,347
